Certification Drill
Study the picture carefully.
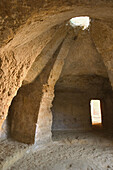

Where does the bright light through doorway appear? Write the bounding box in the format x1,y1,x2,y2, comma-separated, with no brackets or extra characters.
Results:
70,16,90,30
90,100,102,125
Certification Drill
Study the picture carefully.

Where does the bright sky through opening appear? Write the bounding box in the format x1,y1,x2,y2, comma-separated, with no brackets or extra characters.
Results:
90,100,102,125
70,16,90,30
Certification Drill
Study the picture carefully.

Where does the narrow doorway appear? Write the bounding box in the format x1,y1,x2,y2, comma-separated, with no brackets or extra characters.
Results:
90,100,102,125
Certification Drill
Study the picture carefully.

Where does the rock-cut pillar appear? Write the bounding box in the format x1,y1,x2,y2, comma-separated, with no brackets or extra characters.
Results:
35,34,73,144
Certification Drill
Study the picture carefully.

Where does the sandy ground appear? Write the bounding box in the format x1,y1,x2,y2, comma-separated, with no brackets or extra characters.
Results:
0,131,113,170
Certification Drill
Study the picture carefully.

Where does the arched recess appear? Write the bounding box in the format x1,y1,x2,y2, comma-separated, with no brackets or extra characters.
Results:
0,25,61,139
0,24,67,141
1,1,113,140
8,31,73,144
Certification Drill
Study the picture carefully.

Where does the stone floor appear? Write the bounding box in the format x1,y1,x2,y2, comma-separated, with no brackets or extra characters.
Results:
0,131,113,170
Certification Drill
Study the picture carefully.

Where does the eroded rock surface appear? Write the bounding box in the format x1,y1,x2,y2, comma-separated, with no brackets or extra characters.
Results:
0,0,113,141
1,1,113,169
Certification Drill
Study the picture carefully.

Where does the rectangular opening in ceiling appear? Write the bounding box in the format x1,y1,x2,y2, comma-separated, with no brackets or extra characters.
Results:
90,100,102,125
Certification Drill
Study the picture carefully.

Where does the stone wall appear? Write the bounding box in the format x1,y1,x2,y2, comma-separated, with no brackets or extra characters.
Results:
1,0,113,143
52,77,113,131
1,0,113,141
102,93,113,132
52,92,92,131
